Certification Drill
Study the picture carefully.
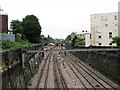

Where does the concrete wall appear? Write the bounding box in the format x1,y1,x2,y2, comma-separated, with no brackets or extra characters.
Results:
0,34,15,42
1,45,43,89
76,32,86,39
71,51,119,84
85,33,91,47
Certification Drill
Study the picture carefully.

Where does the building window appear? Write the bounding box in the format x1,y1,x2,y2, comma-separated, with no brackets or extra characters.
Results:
90,34,91,39
109,32,112,38
109,43,112,45
98,35,101,39
115,24,117,26
99,43,101,45
97,31,101,39
114,15,117,20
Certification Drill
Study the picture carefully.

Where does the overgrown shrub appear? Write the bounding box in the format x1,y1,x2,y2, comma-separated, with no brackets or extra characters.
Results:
2,40,13,50
2,39,32,50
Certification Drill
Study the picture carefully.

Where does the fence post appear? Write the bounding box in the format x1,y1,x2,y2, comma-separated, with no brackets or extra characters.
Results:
22,53,25,69
22,50,27,69
5,52,13,88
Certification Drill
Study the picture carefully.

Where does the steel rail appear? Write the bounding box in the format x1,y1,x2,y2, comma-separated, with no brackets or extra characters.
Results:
67,52,118,89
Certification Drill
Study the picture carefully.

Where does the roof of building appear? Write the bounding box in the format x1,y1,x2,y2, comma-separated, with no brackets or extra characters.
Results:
0,13,8,15
91,12,118,16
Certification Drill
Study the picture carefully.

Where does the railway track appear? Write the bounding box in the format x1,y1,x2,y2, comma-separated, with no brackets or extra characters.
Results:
34,51,118,89
64,52,118,90
35,52,52,89
36,51,68,89
53,52,68,89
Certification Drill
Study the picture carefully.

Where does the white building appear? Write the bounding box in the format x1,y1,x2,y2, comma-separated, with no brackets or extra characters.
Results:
118,2,120,36
85,33,91,47
76,30,87,39
91,12,118,46
76,31,91,47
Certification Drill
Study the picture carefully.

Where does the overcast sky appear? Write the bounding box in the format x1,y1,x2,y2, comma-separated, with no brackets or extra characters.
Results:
0,0,119,39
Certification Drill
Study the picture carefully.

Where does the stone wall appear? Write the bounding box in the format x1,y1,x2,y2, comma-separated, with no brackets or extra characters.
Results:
70,50,120,84
1,44,44,89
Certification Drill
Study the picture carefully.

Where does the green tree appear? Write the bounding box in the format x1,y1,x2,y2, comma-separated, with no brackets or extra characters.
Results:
41,34,45,42
71,36,85,47
47,35,50,39
65,35,71,44
22,15,42,43
71,36,77,47
47,35,54,41
112,36,120,46
10,20,23,34
43,35,54,43
75,37,85,47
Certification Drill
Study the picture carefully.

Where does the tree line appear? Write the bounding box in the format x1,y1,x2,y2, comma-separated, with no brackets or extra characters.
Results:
10,14,54,43
10,15,42,43
2,15,54,50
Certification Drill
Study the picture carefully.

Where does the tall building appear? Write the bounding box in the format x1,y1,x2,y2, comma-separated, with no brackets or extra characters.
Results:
0,14,8,33
91,12,118,46
118,2,120,36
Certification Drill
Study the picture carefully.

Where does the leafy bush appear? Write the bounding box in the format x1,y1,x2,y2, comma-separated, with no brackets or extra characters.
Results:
2,39,32,50
112,36,120,46
2,40,13,50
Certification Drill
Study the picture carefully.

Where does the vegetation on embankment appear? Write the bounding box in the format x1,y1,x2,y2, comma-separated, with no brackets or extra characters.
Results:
1,39,32,51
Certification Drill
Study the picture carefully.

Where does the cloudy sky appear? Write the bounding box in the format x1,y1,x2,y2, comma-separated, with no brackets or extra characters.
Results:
0,0,119,39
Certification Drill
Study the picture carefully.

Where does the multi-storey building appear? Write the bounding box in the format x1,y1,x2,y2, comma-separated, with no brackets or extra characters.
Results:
76,31,92,47
91,12,118,46
118,2,120,36
76,30,87,39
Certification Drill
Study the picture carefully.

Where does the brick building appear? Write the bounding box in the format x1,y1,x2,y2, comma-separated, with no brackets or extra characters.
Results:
0,14,8,33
